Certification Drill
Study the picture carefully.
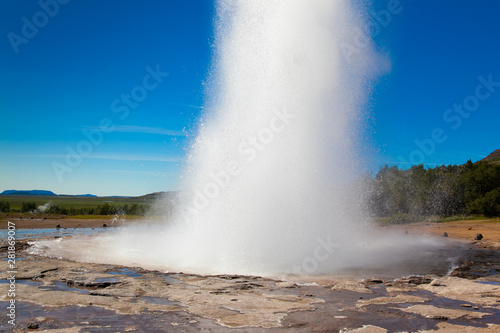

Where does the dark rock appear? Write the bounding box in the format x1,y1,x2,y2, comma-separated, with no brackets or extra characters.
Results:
468,227,472,230
474,234,483,240
103,223,107,228
364,279,384,285
441,232,448,237
69,279,121,288
27,322,39,329
55,224,61,228
401,276,433,285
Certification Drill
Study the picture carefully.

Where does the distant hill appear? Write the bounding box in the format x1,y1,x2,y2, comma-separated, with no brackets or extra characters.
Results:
0,190,57,196
136,191,177,201
0,190,174,199
480,150,500,164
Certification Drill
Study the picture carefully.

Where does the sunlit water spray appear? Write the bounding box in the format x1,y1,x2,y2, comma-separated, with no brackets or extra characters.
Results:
31,0,454,277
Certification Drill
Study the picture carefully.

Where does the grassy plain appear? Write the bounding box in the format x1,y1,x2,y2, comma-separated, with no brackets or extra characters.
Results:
0,195,146,210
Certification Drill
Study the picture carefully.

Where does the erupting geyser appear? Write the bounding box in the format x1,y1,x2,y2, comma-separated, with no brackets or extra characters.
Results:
33,0,447,277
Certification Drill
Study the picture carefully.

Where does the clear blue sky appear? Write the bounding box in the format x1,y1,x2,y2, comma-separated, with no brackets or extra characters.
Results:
1,0,499,196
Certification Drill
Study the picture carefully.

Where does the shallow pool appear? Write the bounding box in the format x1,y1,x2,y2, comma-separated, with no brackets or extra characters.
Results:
0,227,111,240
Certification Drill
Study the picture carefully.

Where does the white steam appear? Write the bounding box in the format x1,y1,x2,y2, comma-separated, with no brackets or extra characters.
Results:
37,202,52,213
33,0,449,277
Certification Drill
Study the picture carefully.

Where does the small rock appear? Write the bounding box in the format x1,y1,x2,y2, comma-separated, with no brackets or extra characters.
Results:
474,306,479,310
468,227,472,230
441,232,448,237
103,223,107,228
431,315,448,320
55,224,61,228
460,304,472,308
474,233,483,240
230,298,238,301
27,322,39,329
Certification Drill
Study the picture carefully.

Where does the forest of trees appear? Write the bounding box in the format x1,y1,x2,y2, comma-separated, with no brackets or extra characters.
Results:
368,160,500,222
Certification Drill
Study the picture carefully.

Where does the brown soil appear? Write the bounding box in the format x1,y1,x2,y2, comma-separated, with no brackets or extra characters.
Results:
391,219,500,245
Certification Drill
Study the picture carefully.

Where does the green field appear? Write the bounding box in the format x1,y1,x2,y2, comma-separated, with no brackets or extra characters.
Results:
0,195,147,211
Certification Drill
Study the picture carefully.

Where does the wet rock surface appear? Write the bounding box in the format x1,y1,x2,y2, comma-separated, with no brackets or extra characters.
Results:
1,238,500,332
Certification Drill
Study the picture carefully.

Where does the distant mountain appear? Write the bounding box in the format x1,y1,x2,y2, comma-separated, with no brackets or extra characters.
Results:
0,190,57,196
0,190,174,199
1,190,96,197
480,149,500,164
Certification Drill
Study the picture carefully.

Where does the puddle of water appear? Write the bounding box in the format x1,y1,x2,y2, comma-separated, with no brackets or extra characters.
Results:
476,281,500,286
163,275,182,285
108,268,142,278
95,278,120,283
0,279,42,286
139,296,178,306
2,257,27,261
39,281,89,294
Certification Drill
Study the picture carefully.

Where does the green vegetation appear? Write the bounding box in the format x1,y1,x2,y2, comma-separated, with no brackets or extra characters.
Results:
21,201,37,212
0,195,153,216
370,160,500,222
0,200,10,212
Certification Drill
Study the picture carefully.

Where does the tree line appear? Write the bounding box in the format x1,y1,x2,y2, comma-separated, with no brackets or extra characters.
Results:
368,160,500,222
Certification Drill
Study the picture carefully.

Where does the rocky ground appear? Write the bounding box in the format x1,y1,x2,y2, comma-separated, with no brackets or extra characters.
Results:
1,220,500,332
